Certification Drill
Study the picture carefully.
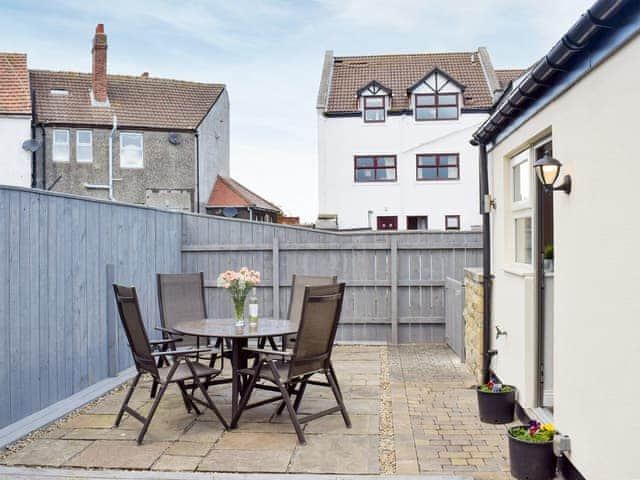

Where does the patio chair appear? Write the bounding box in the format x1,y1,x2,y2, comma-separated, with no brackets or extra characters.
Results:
113,284,228,444
258,274,338,350
231,283,350,444
154,273,224,397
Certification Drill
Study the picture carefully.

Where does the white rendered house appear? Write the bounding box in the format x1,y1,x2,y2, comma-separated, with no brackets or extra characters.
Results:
0,53,32,187
316,49,522,231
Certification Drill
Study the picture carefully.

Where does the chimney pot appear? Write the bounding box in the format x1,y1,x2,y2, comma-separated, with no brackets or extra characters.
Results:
92,23,108,104
141,72,149,79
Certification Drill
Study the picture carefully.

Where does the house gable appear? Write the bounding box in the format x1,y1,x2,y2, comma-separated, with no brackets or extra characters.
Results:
357,80,392,97
407,68,465,96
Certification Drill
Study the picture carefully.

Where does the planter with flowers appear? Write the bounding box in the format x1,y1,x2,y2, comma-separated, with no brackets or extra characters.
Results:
508,420,557,480
217,268,261,327
476,377,515,424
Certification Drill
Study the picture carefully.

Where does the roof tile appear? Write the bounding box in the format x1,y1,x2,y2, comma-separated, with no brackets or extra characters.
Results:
0,53,31,114
207,176,280,212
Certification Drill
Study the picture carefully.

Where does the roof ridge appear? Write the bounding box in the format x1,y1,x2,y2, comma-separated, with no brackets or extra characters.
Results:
29,69,225,87
334,51,476,60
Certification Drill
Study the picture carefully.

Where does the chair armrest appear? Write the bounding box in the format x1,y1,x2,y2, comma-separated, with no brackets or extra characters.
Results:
152,347,217,358
243,347,293,358
150,338,183,346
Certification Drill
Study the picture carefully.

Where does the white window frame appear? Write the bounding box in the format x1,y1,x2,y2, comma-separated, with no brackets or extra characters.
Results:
510,149,534,265
76,130,93,163
52,129,70,162
120,132,144,169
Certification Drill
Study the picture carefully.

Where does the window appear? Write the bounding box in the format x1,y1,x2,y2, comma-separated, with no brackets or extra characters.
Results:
407,216,428,230
415,93,458,121
120,133,143,168
515,216,533,264
354,155,397,182
445,215,460,230
52,129,69,162
417,154,459,180
76,130,93,163
377,216,397,230
513,156,530,203
363,96,385,123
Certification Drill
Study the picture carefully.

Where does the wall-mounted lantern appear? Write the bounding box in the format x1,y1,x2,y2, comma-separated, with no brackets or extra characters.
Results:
533,151,572,194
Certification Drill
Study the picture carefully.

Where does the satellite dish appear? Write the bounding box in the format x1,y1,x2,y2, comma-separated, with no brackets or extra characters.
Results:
168,133,181,145
222,207,238,218
22,138,42,152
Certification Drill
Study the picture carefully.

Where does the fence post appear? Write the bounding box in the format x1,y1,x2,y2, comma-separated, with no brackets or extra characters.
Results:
390,238,398,345
106,263,117,377
272,236,280,320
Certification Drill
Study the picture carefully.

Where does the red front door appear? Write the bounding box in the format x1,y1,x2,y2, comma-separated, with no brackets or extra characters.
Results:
377,216,397,230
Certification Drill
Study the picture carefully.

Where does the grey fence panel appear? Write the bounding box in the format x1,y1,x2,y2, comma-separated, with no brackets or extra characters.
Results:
0,187,181,429
445,277,465,360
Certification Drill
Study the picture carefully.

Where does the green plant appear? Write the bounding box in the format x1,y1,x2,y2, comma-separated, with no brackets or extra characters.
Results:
478,377,513,393
509,421,555,443
543,245,554,260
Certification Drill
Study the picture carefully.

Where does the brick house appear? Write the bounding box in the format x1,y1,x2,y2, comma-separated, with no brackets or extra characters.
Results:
206,175,281,222
30,24,229,212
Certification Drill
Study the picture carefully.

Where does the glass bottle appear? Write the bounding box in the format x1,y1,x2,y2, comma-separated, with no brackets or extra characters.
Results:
248,288,259,325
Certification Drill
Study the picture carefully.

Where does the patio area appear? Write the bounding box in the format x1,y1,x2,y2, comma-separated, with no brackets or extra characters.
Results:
0,345,511,479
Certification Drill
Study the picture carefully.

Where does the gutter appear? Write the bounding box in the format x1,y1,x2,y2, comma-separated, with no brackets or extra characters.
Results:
473,0,633,145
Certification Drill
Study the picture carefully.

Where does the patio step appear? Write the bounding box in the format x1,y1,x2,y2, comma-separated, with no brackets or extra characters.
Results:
0,466,472,480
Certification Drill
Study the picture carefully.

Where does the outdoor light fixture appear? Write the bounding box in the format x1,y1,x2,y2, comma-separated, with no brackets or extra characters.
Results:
533,151,572,194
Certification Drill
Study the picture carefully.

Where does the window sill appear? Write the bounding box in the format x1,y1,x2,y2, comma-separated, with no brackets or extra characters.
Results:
352,181,399,186
503,264,534,277
415,179,461,185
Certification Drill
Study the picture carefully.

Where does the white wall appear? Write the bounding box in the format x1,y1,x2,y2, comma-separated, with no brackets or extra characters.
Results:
488,34,640,480
0,116,31,187
317,110,485,230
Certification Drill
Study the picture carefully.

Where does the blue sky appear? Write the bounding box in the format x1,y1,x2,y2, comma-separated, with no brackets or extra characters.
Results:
0,0,592,221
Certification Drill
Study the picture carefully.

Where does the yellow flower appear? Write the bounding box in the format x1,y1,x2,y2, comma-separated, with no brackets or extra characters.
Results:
541,423,555,432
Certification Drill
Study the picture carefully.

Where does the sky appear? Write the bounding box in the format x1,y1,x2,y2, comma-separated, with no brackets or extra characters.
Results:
0,0,593,221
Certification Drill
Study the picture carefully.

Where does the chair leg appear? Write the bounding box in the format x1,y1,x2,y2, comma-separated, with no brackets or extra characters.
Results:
138,379,169,444
270,364,305,444
327,369,351,428
267,336,278,350
115,373,141,427
184,360,229,430
177,380,198,414
257,337,267,349
230,365,261,428
329,362,343,398
292,377,309,412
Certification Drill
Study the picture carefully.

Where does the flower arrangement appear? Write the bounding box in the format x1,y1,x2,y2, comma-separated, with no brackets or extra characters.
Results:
478,376,514,393
510,420,556,443
217,268,260,326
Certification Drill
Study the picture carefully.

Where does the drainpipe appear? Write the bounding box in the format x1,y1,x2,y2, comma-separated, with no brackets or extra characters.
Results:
39,124,46,190
30,89,37,188
195,131,200,213
474,139,494,383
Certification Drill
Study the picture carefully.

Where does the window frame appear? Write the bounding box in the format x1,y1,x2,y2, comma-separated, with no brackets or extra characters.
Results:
416,153,460,181
414,93,459,121
510,148,534,265
52,129,70,162
76,130,93,163
377,215,398,231
407,215,428,231
363,95,386,123
354,155,397,183
119,132,144,169
445,215,461,231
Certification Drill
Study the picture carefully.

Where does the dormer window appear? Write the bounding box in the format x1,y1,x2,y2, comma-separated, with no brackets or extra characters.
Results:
415,93,459,121
408,68,464,122
364,96,385,122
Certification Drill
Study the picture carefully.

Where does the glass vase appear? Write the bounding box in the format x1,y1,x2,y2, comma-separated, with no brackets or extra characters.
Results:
233,295,246,327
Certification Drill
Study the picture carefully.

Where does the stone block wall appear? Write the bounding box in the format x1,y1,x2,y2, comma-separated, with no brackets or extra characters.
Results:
463,268,484,383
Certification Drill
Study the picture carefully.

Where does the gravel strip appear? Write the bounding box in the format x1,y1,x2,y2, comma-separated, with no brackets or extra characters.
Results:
378,346,395,474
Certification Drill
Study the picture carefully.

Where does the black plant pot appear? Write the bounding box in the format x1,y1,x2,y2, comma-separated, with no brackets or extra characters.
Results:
508,427,557,480
476,385,515,424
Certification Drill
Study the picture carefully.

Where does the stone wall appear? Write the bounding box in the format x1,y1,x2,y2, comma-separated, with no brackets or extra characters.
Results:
463,267,484,383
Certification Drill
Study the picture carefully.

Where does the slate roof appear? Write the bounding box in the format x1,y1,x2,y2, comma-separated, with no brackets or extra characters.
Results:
30,70,225,130
495,69,527,89
326,51,495,113
0,53,31,115
207,176,281,212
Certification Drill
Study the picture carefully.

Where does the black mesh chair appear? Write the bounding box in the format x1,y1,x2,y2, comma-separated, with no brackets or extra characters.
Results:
113,284,227,444
154,273,224,397
230,283,350,444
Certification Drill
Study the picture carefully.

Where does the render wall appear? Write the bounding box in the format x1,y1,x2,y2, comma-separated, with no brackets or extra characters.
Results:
317,111,485,230
487,34,640,480
0,116,31,187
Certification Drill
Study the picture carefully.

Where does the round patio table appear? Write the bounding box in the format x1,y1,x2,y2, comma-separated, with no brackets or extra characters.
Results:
172,318,296,420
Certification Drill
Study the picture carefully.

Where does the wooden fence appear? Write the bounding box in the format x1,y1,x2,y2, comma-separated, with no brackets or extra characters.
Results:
445,277,465,360
0,186,479,431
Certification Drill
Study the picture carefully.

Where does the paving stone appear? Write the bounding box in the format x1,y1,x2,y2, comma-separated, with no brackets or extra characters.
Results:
288,434,379,474
198,448,292,473
151,454,202,471
179,421,224,443
3,439,91,467
64,440,170,469
62,428,138,441
212,431,298,451
63,414,117,429
165,441,212,457
304,414,377,435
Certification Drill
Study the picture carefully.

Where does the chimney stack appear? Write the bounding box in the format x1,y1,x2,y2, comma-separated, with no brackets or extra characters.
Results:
91,23,108,104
